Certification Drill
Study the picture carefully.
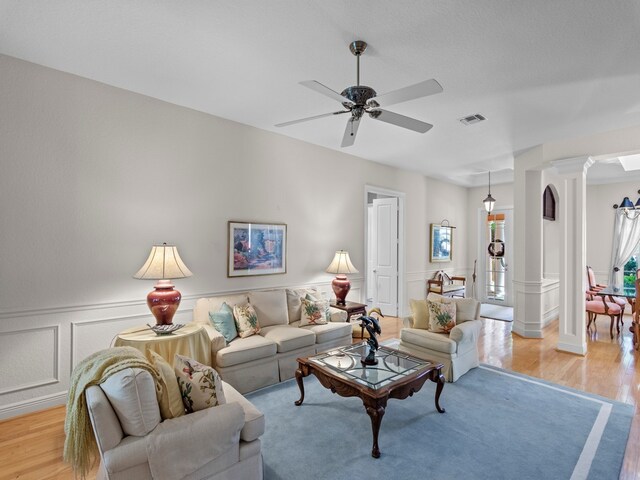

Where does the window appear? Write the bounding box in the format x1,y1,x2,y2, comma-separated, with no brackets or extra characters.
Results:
624,254,638,288
543,186,556,221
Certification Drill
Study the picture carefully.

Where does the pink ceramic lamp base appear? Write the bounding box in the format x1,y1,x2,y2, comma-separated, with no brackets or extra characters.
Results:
147,279,181,325
332,274,351,305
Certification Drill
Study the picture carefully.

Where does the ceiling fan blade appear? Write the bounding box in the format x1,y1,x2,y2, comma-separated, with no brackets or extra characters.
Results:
275,110,349,128
370,79,443,108
300,80,354,105
341,116,361,148
370,109,433,133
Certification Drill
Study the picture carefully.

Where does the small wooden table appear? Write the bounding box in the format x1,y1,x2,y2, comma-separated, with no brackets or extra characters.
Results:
113,323,211,365
295,343,445,458
330,301,368,338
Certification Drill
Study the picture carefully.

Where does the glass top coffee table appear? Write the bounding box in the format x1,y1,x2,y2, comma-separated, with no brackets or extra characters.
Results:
295,342,445,458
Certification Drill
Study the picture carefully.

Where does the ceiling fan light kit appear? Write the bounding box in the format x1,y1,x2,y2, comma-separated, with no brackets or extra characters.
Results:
275,40,443,148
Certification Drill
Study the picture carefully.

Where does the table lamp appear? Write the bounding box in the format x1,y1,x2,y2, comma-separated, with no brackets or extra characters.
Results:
134,243,192,325
326,250,358,305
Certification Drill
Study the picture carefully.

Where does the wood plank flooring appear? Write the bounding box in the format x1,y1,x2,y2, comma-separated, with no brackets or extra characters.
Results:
0,315,638,480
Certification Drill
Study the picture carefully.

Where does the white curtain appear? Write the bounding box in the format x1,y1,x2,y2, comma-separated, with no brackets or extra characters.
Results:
608,210,640,286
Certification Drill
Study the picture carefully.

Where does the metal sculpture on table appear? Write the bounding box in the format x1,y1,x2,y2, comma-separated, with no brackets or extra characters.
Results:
359,307,384,365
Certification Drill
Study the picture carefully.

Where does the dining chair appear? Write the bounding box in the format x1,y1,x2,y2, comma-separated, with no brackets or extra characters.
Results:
586,265,626,321
632,279,640,350
585,290,622,339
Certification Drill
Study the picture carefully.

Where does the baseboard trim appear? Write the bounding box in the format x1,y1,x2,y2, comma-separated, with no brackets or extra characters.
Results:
0,391,67,420
557,342,587,356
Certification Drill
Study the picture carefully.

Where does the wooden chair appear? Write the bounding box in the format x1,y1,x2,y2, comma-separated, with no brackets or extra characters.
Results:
586,290,622,339
586,265,626,321
427,270,466,298
631,279,640,351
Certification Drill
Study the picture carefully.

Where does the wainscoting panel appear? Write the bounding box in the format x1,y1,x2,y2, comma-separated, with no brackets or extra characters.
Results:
0,325,60,395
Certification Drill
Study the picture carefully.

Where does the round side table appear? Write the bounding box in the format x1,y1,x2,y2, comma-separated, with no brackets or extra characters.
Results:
113,323,211,366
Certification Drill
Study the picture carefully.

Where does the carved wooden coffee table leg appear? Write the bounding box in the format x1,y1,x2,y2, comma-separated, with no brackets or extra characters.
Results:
294,368,305,406
430,368,446,413
363,398,387,458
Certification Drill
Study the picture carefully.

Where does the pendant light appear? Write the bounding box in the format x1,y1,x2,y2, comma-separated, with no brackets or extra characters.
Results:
483,171,496,213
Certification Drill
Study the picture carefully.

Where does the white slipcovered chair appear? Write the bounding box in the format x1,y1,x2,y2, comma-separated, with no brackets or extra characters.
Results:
398,293,482,382
86,367,264,480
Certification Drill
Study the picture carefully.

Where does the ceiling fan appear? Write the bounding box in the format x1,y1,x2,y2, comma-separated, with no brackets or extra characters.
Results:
275,40,443,148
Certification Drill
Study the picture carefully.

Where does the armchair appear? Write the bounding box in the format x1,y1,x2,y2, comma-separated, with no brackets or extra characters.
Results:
427,270,466,298
399,293,481,382
86,368,264,480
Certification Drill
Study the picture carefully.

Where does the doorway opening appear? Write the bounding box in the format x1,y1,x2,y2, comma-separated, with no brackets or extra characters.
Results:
364,185,405,317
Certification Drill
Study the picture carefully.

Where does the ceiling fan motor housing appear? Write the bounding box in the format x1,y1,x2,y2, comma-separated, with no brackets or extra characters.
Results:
340,85,377,108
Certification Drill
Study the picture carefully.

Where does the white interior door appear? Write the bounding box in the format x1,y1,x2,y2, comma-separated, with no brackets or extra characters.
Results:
371,197,398,316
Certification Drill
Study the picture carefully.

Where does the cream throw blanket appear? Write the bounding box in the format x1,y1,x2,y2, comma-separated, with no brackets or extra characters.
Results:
63,346,161,478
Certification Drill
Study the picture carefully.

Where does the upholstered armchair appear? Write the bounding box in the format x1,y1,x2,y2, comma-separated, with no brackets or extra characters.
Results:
86,368,264,480
427,270,466,298
399,293,481,382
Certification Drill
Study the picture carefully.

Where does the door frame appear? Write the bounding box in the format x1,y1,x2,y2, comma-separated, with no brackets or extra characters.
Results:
476,205,514,306
364,185,406,317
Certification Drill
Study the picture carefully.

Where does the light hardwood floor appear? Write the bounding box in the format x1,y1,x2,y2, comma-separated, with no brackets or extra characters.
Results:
1,315,638,480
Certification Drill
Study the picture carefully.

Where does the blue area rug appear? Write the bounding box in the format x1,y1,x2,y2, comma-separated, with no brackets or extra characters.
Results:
246,365,633,480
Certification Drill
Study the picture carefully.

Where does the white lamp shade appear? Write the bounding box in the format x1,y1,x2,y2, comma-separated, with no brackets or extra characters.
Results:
134,244,193,280
326,250,358,274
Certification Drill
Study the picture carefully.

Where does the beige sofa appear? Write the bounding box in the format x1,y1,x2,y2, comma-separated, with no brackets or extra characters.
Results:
192,287,352,394
87,368,264,480
398,293,482,382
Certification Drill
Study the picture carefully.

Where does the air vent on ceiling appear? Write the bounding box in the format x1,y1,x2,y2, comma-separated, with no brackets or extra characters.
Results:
459,114,486,125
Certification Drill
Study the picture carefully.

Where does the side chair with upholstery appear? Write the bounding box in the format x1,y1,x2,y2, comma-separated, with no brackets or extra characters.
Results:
586,265,626,320
585,290,622,339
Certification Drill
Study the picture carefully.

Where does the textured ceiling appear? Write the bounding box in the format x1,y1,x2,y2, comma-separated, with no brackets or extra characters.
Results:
2,0,640,185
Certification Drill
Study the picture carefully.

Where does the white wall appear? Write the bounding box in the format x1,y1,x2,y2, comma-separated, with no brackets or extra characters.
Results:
0,55,470,417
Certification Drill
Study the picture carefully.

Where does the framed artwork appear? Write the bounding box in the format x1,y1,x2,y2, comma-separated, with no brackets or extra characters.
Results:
228,221,287,277
430,223,453,263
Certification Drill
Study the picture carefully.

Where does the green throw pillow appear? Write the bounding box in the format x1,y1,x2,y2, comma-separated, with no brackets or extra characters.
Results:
209,302,238,343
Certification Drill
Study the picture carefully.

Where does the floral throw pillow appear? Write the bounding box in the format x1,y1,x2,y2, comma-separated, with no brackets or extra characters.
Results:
233,303,261,338
174,354,226,413
300,296,330,326
427,300,457,333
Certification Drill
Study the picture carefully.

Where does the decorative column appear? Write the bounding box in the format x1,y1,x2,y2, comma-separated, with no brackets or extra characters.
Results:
513,168,545,337
551,156,594,355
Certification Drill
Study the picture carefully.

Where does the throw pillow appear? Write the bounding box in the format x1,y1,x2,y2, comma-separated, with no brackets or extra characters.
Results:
174,354,226,413
233,303,261,338
285,287,320,323
147,350,185,419
427,300,457,333
409,299,430,329
209,302,238,343
300,296,329,326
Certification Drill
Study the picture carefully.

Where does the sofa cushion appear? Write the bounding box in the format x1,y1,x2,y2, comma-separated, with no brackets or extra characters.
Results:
400,328,457,354
215,335,277,368
248,290,288,327
175,355,226,413
194,294,249,324
147,351,185,419
222,381,265,442
427,293,478,323
427,301,457,333
285,287,320,323
300,297,330,326
100,368,161,437
260,325,316,353
409,299,430,329
300,321,352,344
209,302,238,342
233,303,261,338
